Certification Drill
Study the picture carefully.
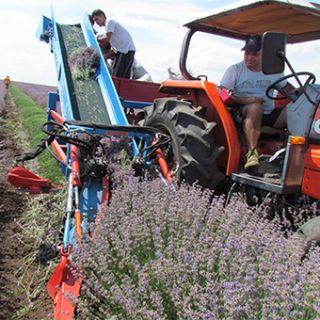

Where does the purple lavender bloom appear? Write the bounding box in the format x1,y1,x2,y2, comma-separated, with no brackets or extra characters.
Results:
73,138,320,319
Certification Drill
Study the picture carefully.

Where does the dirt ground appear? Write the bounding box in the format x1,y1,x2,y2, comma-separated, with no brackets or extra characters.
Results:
0,92,52,320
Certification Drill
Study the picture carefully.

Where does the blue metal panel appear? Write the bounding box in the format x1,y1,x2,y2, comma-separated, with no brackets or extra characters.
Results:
65,124,155,141
79,178,104,223
47,92,59,119
42,8,75,121
68,226,76,247
122,100,152,109
35,15,51,43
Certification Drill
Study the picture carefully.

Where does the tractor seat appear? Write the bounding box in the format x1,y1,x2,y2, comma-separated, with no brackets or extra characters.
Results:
227,107,285,136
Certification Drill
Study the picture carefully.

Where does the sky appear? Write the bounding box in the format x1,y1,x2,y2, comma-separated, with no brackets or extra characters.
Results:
1,0,320,86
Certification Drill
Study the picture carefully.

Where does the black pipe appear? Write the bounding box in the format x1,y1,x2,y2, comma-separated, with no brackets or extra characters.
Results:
179,29,198,80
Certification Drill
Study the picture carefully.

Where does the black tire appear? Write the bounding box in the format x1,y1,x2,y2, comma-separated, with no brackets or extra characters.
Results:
144,98,224,189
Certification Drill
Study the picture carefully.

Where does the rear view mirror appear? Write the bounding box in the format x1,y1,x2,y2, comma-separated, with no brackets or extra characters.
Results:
262,32,286,74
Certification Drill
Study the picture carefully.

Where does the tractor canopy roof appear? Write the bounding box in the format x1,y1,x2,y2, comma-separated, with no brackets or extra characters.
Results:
183,0,320,43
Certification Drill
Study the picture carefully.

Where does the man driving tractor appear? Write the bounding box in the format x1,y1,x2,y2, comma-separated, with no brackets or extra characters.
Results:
220,36,294,170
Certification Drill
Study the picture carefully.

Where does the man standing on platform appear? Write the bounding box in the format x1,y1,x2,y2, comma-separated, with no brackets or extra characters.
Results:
91,9,136,79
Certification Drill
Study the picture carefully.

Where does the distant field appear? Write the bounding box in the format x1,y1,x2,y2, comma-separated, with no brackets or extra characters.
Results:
14,81,57,108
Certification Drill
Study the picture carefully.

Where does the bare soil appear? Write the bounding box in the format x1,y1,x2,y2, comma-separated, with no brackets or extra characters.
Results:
0,92,52,320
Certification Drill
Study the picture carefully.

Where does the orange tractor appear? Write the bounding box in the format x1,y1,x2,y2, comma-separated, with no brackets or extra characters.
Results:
138,0,320,239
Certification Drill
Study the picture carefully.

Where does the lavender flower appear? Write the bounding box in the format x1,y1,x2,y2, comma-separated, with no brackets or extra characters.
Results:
73,138,320,319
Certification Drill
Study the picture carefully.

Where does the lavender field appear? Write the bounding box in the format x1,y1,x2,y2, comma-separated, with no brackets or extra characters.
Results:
14,81,57,108
75,165,320,320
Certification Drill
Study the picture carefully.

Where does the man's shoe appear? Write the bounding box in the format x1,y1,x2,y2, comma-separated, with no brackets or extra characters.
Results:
244,149,259,170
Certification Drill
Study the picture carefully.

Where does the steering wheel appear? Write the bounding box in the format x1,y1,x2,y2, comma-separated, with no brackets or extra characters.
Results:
266,72,316,101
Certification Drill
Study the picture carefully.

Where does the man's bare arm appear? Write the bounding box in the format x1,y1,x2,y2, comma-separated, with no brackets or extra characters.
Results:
97,32,112,50
219,85,264,105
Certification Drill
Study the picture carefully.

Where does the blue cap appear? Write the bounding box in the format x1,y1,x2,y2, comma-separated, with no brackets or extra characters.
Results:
241,36,262,53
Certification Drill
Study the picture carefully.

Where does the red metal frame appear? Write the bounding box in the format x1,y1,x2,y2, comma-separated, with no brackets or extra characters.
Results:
113,77,170,102
48,246,83,320
156,148,172,182
302,144,320,199
7,166,60,194
51,139,67,164
50,110,65,125
100,175,110,204
70,144,81,187
49,143,83,320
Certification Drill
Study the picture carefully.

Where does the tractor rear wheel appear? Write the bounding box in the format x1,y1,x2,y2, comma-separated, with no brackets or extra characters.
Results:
144,98,224,189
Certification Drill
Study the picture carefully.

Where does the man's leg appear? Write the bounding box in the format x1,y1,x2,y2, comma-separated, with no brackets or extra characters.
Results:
242,102,263,170
242,102,264,150
112,51,135,79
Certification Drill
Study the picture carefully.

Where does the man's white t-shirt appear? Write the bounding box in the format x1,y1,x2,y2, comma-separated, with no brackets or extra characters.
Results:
104,19,136,54
220,61,285,114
